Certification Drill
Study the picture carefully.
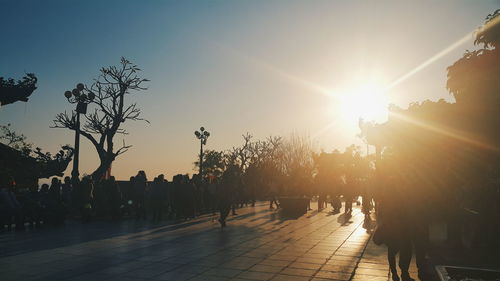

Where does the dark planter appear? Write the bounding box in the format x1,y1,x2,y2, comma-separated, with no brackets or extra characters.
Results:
436,266,500,281
279,197,310,216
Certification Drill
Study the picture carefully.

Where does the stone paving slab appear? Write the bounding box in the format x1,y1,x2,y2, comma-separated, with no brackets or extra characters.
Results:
0,202,425,281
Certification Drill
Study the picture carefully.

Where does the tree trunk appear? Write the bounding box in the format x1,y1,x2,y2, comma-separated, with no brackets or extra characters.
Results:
92,155,114,182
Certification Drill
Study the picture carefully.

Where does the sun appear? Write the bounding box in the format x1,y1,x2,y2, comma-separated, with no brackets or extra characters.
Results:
338,82,389,124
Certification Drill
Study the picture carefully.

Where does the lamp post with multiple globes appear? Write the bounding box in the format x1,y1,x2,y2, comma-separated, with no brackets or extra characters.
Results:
64,83,94,180
194,127,210,181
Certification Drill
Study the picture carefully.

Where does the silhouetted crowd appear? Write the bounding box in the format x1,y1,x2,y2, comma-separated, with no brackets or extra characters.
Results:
7,161,497,280
1,169,263,231
0,167,378,231
11,158,498,281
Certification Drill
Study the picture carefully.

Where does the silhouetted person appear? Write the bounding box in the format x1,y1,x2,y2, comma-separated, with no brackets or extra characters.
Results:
185,175,196,218
315,173,327,211
0,179,24,231
134,171,148,220
172,174,183,219
38,183,50,224
207,177,217,215
165,179,174,218
79,176,93,223
330,176,343,213
192,174,203,215
201,182,209,213
106,176,122,220
23,184,43,228
234,179,244,210
61,176,72,208
243,165,258,207
121,176,135,217
150,175,165,222
247,181,256,207
70,177,81,217
182,174,196,218
361,179,373,217
217,166,238,228
343,176,355,214
405,166,431,280
47,177,66,226
268,179,279,209
231,183,240,216
159,174,169,218
380,173,414,281
94,180,108,218
331,194,342,213
362,212,373,232
171,174,193,220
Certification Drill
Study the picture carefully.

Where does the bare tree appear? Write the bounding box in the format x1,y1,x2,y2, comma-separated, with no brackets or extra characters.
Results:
53,58,149,180
222,134,283,175
248,136,282,166
0,123,32,154
225,133,253,172
275,134,315,180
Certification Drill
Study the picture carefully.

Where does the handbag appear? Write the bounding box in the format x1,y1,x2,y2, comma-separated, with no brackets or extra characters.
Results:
372,223,387,246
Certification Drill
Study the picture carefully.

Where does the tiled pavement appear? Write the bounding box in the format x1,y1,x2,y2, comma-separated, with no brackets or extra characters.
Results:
0,202,422,281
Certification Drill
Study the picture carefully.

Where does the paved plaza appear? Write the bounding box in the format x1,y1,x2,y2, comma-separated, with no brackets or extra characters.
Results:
0,203,422,281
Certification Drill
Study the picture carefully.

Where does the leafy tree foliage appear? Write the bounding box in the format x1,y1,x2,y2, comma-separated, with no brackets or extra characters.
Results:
359,10,500,218
363,10,500,158
0,124,73,183
194,149,226,179
0,73,37,106
447,10,500,109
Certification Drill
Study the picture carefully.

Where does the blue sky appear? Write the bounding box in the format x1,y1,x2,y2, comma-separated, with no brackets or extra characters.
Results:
1,0,499,180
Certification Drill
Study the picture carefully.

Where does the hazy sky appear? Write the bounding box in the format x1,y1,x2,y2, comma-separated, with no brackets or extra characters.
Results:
1,0,498,180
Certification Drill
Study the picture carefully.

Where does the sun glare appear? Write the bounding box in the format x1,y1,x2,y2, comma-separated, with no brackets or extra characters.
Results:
338,83,389,124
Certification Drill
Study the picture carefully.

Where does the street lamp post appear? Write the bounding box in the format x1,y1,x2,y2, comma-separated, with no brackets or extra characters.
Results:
194,127,210,181
64,83,94,180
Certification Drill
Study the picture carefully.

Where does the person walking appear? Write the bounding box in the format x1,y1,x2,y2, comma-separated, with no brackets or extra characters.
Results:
379,170,415,281
268,179,279,209
217,166,238,228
